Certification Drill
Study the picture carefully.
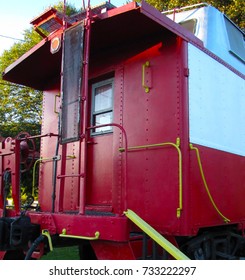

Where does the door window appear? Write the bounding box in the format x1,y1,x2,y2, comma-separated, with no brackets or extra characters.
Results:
91,78,114,134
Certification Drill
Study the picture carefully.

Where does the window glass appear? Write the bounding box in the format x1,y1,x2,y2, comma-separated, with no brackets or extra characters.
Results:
94,84,113,112
92,78,114,134
224,16,245,62
94,112,113,132
179,19,197,34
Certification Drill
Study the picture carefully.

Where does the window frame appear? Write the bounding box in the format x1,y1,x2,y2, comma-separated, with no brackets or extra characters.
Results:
91,78,114,136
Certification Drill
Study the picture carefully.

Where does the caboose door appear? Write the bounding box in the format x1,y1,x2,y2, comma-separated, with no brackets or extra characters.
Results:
86,78,114,211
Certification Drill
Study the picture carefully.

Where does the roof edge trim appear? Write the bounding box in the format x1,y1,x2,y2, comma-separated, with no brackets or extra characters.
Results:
140,1,203,47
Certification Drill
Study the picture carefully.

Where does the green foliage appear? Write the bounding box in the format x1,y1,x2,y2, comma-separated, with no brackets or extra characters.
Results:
145,0,244,29
53,1,79,15
0,1,79,140
0,28,42,139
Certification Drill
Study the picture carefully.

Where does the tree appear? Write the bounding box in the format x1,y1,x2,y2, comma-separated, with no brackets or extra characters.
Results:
0,29,43,138
0,1,79,139
145,0,244,29
53,1,79,16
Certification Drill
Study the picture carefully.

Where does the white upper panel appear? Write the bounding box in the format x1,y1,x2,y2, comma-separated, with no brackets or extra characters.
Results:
166,5,245,74
188,44,245,156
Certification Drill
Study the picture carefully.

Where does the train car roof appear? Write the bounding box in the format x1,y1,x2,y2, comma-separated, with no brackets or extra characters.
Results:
2,1,203,90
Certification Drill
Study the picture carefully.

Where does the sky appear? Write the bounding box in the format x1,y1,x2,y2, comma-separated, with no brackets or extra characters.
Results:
0,0,127,55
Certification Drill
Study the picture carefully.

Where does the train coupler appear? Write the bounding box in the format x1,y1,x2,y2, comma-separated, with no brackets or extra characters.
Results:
0,215,40,251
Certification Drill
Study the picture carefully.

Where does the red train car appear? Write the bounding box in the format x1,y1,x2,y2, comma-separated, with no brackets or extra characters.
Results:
0,1,245,260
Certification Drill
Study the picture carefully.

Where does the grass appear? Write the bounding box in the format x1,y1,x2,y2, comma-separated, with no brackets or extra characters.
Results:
40,246,80,260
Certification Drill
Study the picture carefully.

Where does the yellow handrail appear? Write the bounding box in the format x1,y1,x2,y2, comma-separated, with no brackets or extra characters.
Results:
42,229,53,251
119,138,183,218
32,157,54,197
124,209,190,260
142,61,150,93
59,229,100,240
190,143,230,223
32,155,73,197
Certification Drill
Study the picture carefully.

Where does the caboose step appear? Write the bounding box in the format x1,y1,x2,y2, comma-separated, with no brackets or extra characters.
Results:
125,209,189,260
85,205,115,216
85,210,115,217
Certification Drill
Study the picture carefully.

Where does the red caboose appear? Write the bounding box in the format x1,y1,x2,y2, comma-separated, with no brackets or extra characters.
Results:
0,1,245,260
